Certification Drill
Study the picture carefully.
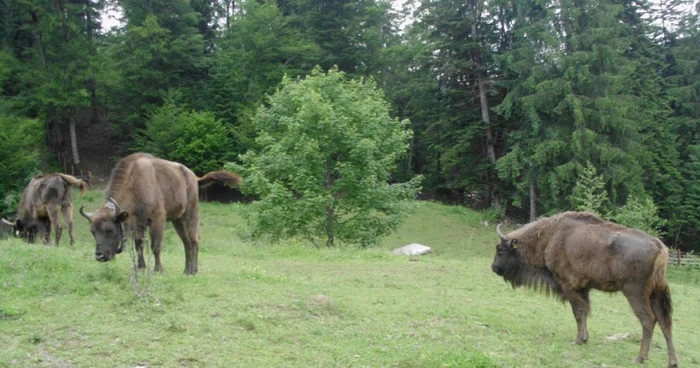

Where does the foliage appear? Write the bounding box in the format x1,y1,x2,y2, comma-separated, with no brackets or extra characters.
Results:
109,0,206,132
569,162,609,216
0,116,43,218
2,0,700,250
206,0,321,157
230,67,422,247
611,195,667,238
134,93,232,174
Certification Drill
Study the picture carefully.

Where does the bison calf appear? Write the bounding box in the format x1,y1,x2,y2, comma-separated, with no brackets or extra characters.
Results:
491,212,678,368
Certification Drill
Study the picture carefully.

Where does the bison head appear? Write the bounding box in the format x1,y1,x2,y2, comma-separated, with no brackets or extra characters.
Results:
491,223,521,280
80,200,129,262
1,218,23,238
2,217,36,242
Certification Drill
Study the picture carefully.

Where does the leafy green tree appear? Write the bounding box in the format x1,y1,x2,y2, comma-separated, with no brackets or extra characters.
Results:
0,116,43,218
135,93,233,174
230,67,422,247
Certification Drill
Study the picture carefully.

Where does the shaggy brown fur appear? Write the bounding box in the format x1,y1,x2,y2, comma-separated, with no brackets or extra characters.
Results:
1,173,88,245
492,212,678,368
79,153,241,275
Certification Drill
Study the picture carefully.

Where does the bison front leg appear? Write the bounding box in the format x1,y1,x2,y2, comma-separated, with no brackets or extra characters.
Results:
47,206,63,246
566,289,590,344
173,219,199,275
62,204,75,246
134,225,147,269
39,217,51,245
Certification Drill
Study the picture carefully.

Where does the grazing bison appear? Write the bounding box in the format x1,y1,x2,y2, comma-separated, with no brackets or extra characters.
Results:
491,212,678,368
2,174,88,245
1,218,16,239
79,153,240,275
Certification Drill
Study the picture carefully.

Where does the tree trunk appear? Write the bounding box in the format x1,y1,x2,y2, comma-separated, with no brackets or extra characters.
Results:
70,115,80,164
529,173,537,222
85,2,99,122
325,205,334,247
324,163,337,247
30,11,47,67
226,1,235,29
471,0,501,209
407,133,414,175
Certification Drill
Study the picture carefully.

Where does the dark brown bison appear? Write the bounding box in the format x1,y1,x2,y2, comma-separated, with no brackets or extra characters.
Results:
79,153,240,275
0,217,16,239
491,212,678,368
2,174,88,245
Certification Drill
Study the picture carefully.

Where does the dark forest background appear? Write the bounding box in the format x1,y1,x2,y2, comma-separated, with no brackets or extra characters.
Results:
1,0,698,250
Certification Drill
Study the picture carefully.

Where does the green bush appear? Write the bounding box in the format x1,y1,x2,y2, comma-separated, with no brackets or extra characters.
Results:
135,93,233,174
0,116,43,218
611,195,666,237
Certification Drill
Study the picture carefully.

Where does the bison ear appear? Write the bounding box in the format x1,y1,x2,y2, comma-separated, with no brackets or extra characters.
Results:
116,211,129,223
511,239,519,249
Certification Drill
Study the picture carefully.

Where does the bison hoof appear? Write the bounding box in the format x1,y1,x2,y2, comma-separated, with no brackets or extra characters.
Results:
574,337,588,345
634,356,646,364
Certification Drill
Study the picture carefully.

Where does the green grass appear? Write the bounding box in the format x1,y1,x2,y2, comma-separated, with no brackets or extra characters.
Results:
1,197,699,367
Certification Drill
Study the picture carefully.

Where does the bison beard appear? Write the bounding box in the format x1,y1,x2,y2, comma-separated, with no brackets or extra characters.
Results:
491,214,679,368
80,153,241,275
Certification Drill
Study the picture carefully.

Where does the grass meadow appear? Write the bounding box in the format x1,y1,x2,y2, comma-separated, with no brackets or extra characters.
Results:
1,191,699,367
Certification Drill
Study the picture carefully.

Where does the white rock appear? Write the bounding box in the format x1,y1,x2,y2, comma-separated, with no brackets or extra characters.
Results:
391,243,432,256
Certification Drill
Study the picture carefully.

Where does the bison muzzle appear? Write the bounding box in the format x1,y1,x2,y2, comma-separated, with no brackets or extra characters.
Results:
491,212,679,368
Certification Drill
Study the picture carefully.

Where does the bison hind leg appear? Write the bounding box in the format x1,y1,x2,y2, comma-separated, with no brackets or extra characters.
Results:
622,282,656,364
650,284,679,368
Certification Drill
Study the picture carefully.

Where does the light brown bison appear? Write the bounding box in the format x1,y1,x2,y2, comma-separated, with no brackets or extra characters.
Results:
491,212,678,367
2,173,88,245
79,153,240,275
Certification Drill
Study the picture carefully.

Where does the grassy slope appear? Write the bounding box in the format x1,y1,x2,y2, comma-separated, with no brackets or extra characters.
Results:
1,194,699,368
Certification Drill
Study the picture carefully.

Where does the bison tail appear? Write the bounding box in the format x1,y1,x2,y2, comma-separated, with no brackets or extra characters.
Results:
653,283,673,320
58,173,89,196
198,171,242,189
649,244,673,319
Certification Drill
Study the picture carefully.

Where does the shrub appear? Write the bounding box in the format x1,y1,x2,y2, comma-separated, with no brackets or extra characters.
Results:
135,93,233,174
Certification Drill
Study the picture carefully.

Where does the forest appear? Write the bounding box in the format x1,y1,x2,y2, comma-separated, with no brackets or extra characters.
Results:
0,0,698,250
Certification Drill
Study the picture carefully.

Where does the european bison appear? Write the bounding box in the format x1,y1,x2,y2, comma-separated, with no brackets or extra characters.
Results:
491,212,678,368
0,218,16,239
79,153,240,275
2,173,88,245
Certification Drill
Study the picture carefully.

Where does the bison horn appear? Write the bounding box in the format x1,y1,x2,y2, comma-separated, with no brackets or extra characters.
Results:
79,206,94,222
1,218,16,226
496,223,507,241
